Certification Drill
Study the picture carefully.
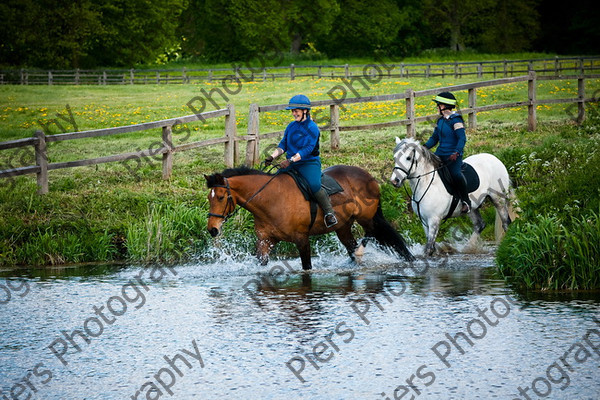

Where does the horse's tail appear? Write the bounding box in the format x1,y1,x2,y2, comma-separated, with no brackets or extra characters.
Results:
372,205,415,261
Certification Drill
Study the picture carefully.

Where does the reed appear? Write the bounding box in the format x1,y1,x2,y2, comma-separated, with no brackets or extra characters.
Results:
497,210,600,290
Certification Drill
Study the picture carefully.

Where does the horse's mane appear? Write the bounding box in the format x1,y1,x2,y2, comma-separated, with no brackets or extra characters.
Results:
221,166,270,178
205,166,271,188
395,138,443,168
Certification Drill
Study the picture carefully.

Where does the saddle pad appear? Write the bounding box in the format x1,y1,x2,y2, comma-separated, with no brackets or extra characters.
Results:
439,162,480,197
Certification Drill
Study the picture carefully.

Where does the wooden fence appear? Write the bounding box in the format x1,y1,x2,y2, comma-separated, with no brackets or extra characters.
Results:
0,105,238,194
244,72,599,165
2,56,599,85
1,73,598,194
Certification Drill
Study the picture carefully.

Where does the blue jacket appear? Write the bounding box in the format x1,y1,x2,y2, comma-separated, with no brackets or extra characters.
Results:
278,115,320,161
424,112,466,156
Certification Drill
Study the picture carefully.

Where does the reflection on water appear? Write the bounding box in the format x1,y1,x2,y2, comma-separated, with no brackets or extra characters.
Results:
1,249,599,400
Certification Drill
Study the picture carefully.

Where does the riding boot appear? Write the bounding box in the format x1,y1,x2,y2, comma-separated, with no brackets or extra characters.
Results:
456,174,471,213
313,188,338,227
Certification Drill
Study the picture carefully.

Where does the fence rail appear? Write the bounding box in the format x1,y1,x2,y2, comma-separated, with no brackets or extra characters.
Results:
2,56,599,85
243,73,599,165
0,105,238,194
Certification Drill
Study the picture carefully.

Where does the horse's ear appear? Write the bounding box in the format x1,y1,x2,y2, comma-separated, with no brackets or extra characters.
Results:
205,173,224,188
395,136,401,144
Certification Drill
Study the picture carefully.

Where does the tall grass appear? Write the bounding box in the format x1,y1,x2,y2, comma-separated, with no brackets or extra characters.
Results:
497,211,600,290
126,202,210,263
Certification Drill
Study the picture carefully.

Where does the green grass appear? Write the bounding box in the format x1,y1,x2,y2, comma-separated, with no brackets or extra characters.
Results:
0,72,599,284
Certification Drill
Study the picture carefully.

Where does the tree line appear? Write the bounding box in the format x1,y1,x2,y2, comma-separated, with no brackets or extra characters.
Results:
1,0,598,69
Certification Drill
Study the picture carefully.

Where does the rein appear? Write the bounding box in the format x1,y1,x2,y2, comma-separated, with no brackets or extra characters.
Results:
208,173,280,222
394,147,444,225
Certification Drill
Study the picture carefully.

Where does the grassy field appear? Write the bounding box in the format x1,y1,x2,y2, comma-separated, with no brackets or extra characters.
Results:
1,71,599,274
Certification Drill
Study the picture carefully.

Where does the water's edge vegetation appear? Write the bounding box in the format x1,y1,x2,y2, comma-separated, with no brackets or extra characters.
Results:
1,90,599,290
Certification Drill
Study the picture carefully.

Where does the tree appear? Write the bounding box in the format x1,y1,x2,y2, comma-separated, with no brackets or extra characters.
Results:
0,0,101,68
316,0,402,57
477,0,540,53
284,0,340,54
84,0,187,67
422,0,494,51
179,0,288,61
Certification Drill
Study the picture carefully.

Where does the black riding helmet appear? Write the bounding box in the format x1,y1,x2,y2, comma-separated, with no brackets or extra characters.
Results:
433,92,457,108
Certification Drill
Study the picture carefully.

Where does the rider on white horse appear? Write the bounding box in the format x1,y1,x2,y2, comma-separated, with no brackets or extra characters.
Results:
424,92,471,214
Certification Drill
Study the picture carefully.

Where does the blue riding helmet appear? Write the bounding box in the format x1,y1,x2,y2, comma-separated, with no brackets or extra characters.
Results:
286,94,311,110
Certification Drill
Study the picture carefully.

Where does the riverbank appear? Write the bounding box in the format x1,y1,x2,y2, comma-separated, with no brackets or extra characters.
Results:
1,77,599,289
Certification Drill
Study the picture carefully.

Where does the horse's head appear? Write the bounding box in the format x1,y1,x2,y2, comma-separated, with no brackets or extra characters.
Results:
390,137,424,187
204,173,237,237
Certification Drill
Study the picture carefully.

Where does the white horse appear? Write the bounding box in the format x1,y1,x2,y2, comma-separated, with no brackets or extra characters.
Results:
390,137,513,256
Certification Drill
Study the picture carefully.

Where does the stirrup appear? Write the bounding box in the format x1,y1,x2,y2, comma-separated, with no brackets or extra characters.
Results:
461,202,471,214
324,212,338,228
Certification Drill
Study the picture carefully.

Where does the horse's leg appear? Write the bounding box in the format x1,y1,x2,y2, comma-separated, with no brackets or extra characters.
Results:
334,224,359,261
424,218,441,257
490,193,512,231
466,208,485,249
295,238,313,270
256,236,278,266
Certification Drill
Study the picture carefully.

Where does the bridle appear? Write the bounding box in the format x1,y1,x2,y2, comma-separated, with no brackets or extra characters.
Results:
393,146,444,225
207,178,236,221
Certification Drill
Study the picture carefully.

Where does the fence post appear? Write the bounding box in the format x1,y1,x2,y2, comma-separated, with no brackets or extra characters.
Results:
103,71,107,85
75,68,80,85
577,76,585,125
182,67,187,84
48,71,53,85
224,103,237,167
454,62,458,79
468,87,477,130
130,69,134,84
162,125,173,179
477,63,483,78
34,130,48,194
579,58,584,75
426,65,431,78
245,103,260,166
345,64,349,79
554,56,559,76
156,72,160,84
528,71,537,131
290,64,295,80
405,89,415,138
503,60,508,77
330,104,340,150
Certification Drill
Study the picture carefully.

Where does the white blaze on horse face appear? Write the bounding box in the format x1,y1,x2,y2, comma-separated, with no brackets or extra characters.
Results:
210,189,215,198
391,144,411,183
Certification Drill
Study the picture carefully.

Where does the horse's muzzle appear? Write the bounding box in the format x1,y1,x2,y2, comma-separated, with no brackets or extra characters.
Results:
391,177,402,188
208,227,219,237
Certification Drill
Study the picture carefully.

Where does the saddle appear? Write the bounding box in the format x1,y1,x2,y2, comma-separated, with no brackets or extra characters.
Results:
283,169,344,229
439,162,480,219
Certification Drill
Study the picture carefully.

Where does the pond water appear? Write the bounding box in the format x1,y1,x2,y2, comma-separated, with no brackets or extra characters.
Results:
1,243,599,400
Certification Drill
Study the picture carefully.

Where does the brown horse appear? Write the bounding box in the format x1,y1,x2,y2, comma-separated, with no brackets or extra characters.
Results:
205,165,413,270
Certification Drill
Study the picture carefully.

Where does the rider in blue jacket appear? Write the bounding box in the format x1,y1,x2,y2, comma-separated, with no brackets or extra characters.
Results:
265,94,338,227
424,92,471,214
